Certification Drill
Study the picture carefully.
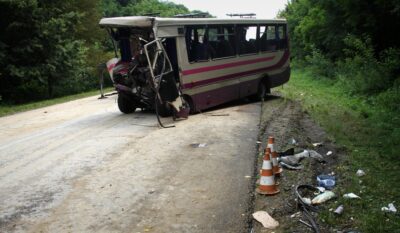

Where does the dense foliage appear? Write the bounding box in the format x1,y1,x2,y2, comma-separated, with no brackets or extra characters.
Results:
0,0,207,104
280,0,400,112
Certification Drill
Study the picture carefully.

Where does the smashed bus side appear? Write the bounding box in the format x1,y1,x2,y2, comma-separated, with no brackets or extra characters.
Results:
99,17,189,122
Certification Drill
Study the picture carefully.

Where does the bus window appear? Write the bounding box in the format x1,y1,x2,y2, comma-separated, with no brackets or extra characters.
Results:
207,25,236,59
259,26,268,52
185,25,212,62
266,25,277,51
277,25,287,49
237,25,258,55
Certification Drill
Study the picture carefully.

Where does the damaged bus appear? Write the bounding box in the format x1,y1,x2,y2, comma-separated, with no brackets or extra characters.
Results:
99,16,290,119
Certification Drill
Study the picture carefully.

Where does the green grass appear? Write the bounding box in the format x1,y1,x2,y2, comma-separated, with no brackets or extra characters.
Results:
0,87,114,117
279,69,400,233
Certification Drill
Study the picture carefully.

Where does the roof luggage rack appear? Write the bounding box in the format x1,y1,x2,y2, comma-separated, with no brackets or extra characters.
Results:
226,13,256,18
174,13,209,18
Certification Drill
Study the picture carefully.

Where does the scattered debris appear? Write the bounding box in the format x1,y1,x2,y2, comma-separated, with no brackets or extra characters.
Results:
312,142,323,147
356,169,366,177
252,211,279,229
326,151,333,156
290,212,301,218
382,203,397,213
278,148,294,157
190,143,207,148
311,191,335,204
294,150,310,159
334,205,344,215
278,150,310,166
280,161,303,170
244,175,251,179
309,150,325,162
295,185,320,232
343,193,361,199
317,175,336,189
316,187,326,193
256,141,261,144
289,138,298,145
279,155,301,166
301,197,312,205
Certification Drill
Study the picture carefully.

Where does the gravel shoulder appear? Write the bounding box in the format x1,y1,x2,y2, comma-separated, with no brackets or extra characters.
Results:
251,94,343,233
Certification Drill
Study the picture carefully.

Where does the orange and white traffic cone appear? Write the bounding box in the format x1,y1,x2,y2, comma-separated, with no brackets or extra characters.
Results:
267,136,282,176
256,148,280,195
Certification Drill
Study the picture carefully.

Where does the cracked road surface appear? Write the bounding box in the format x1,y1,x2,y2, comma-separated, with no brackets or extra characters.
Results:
0,95,260,233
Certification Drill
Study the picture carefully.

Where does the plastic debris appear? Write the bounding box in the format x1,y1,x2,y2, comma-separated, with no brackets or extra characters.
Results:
356,169,366,177
309,150,324,161
326,151,333,156
290,212,301,218
190,143,207,148
382,203,397,213
334,205,344,215
312,142,323,147
244,175,251,179
311,191,335,204
278,155,300,166
289,138,298,145
301,197,312,205
316,187,326,193
343,193,361,199
279,150,309,166
256,141,261,144
279,161,303,170
278,148,295,157
317,175,336,189
294,150,310,159
252,211,279,229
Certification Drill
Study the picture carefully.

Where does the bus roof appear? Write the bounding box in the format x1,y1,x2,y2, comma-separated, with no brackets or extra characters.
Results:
99,16,287,28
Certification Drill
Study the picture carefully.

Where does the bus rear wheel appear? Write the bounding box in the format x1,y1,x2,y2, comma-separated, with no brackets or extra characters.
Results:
117,94,136,114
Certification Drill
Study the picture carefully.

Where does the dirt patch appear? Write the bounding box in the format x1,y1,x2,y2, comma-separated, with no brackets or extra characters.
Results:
250,95,345,233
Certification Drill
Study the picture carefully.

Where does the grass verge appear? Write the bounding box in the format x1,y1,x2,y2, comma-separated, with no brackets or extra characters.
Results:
0,88,114,117
279,69,400,232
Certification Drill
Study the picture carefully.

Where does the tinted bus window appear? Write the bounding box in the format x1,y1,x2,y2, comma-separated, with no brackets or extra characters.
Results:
277,25,287,49
259,26,268,52
207,25,236,59
237,25,258,55
185,25,212,62
266,25,277,51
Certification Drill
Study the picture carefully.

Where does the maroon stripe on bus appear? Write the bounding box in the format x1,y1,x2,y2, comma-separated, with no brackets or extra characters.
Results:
182,50,289,89
182,55,275,76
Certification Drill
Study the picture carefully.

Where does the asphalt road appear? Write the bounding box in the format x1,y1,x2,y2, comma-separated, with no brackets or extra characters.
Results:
0,95,260,233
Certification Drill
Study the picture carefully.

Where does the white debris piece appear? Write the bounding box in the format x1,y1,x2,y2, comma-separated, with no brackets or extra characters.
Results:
301,197,312,205
309,150,324,161
343,193,361,199
312,191,335,204
316,187,326,193
294,150,310,159
356,169,366,177
382,203,397,213
326,151,333,156
252,211,279,229
312,142,323,147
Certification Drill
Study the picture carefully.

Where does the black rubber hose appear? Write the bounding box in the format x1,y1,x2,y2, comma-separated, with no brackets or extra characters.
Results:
295,185,321,233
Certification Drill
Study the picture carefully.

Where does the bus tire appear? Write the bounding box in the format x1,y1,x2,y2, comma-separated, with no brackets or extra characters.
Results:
183,95,196,114
117,94,136,114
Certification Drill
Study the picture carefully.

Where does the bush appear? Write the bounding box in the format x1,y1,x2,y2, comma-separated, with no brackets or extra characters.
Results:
304,45,336,78
337,35,400,95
